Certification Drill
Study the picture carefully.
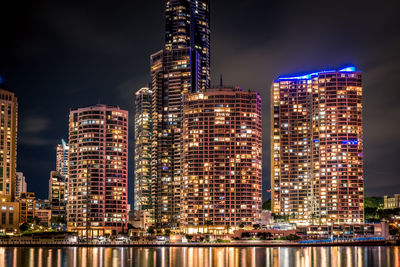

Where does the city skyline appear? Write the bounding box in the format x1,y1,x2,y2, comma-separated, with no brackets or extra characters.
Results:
1,0,399,202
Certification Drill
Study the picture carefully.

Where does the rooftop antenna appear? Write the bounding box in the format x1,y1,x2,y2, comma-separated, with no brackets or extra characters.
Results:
219,74,223,87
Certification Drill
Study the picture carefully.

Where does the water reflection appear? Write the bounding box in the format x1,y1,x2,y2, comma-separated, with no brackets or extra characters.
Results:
0,246,398,267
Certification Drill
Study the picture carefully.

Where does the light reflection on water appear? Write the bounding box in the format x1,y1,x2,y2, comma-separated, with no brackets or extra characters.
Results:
0,246,398,267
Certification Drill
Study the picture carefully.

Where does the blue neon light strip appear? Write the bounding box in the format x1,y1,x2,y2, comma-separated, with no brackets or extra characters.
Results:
278,66,357,80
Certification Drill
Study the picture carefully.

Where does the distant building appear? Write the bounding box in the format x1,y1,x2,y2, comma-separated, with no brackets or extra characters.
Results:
56,139,69,179
134,87,154,225
35,199,50,210
35,200,51,227
260,210,272,227
35,210,51,227
19,192,36,224
56,139,69,202
49,171,66,219
128,210,152,230
384,195,400,209
15,172,27,200
271,66,364,225
67,105,128,236
180,87,263,234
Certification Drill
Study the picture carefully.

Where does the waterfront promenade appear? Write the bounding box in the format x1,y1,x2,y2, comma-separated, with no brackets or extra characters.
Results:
0,239,396,248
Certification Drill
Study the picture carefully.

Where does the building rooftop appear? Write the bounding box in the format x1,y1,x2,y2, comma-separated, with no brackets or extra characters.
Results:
135,87,152,96
277,66,359,81
70,104,122,111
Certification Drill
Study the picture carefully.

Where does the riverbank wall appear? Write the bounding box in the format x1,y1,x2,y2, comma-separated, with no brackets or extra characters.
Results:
0,240,397,248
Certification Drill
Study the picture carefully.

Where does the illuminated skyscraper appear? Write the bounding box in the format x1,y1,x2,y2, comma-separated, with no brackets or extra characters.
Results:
67,104,128,236
151,48,200,228
165,0,210,89
0,88,18,202
181,87,262,234
271,66,364,225
145,0,210,229
134,87,154,224
0,86,19,232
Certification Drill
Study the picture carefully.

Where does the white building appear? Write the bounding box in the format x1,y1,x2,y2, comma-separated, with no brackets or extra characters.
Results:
15,172,27,200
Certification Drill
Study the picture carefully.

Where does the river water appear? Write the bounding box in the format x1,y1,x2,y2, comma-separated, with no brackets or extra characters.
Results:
0,246,398,266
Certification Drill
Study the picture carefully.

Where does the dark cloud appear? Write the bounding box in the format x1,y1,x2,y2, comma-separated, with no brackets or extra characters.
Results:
1,0,399,201
21,115,50,132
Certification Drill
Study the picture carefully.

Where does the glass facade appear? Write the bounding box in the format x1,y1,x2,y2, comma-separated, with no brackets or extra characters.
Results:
150,48,200,228
134,88,154,224
165,0,210,90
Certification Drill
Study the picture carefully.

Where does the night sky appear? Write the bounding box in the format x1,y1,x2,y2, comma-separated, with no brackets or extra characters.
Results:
1,0,399,202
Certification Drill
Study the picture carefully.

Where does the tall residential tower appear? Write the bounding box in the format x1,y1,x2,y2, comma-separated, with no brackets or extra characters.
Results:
181,87,262,234
67,105,129,236
165,0,210,89
0,88,18,202
148,0,211,228
271,66,364,225
0,86,19,231
151,48,200,228
134,88,154,224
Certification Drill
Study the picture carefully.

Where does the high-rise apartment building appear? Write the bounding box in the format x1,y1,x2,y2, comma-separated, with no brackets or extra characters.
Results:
0,86,19,232
165,0,210,89
181,87,263,234
49,170,66,219
15,172,27,200
0,88,18,202
271,66,364,225
67,104,128,236
134,88,154,221
137,0,211,228
147,0,210,229
151,48,200,228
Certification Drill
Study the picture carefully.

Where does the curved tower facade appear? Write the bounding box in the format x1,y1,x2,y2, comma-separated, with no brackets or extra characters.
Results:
271,67,364,225
68,105,128,236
